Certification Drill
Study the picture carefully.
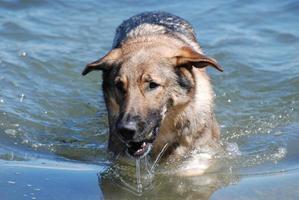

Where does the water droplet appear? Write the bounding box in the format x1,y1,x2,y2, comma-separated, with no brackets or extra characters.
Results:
225,142,241,156
22,139,29,144
0,99,4,103
256,155,260,159
5,129,17,136
20,51,27,57
273,147,287,160
227,99,231,103
20,93,25,102
135,158,142,193
32,144,39,148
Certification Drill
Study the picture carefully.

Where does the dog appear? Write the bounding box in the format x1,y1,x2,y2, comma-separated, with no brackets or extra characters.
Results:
82,11,223,174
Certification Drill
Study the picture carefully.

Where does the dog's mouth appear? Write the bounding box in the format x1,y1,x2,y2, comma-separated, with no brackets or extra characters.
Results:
127,140,153,158
126,126,159,159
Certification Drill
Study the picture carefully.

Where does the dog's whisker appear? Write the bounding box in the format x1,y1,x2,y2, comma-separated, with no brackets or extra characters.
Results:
150,143,169,173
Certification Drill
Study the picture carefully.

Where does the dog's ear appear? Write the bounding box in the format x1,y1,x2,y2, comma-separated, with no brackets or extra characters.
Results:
174,47,223,72
82,48,122,76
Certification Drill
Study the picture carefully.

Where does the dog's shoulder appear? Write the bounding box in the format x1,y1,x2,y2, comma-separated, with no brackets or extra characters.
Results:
112,11,197,48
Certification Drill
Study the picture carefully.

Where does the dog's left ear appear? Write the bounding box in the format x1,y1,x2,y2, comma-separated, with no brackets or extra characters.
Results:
175,47,223,72
82,48,122,76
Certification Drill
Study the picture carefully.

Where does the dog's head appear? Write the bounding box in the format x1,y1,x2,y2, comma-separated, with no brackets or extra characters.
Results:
82,40,222,158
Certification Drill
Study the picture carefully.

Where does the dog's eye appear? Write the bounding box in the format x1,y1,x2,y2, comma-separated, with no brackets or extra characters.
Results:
149,81,159,90
115,81,126,93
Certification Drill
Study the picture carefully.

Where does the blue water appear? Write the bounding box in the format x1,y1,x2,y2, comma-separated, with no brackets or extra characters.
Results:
0,0,299,199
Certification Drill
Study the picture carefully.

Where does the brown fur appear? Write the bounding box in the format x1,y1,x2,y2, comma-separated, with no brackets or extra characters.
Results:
82,27,223,164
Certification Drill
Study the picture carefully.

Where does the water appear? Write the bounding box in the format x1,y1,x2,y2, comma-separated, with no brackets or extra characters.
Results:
135,159,142,193
0,0,299,199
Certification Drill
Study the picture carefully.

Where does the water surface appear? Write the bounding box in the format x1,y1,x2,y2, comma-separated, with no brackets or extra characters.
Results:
0,0,299,199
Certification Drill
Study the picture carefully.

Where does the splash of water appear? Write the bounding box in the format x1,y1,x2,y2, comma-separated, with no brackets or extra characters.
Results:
150,143,169,173
135,158,142,193
134,143,169,193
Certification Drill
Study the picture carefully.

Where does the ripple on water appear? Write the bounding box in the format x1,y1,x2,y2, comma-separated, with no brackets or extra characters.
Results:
0,0,299,199
7,181,16,184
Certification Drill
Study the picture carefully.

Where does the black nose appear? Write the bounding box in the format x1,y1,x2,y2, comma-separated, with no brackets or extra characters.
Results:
117,120,138,141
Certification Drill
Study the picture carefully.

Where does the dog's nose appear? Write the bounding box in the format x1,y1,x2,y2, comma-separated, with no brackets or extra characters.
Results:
117,120,138,140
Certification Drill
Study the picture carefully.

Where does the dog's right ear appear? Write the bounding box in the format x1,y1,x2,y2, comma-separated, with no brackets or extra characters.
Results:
82,48,122,76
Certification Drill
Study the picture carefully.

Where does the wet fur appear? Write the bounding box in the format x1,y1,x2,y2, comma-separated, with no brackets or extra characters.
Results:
83,12,223,171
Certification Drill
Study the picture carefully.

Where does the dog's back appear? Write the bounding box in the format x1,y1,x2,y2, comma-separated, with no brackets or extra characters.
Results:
113,11,199,50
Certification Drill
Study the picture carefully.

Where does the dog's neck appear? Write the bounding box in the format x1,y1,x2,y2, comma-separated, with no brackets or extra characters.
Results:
152,68,218,160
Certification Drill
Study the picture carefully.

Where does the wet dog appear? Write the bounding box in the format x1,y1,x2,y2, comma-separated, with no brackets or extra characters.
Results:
82,12,223,171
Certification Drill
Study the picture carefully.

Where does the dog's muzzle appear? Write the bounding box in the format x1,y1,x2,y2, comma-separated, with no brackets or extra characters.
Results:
125,125,160,158
116,112,162,159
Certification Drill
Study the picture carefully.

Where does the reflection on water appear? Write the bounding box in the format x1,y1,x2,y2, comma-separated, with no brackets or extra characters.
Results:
99,157,155,196
99,141,241,199
99,155,239,200
100,172,233,200
99,144,169,195
98,133,294,199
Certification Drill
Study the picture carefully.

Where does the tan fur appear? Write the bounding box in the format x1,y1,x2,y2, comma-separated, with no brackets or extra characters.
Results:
83,29,222,170
152,68,219,158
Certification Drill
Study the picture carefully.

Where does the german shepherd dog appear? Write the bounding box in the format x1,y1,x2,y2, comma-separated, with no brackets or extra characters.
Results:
82,12,223,171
